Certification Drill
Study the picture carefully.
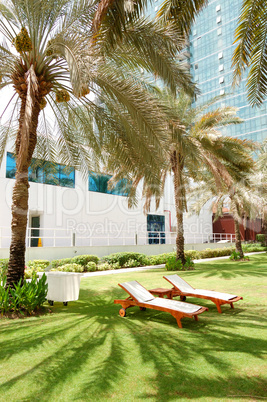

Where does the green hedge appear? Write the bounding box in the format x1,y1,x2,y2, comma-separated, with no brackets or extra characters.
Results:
256,234,266,246
102,252,150,267
51,255,99,270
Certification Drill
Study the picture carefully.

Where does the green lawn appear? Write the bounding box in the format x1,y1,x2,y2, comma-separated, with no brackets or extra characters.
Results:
0,254,266,401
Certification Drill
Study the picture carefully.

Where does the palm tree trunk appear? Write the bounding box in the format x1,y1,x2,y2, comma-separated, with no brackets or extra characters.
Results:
6,95,40,287
171,150,186,265
234,217,244,258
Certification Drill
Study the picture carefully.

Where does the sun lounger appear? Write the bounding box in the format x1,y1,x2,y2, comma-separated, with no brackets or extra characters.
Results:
164,274,243,313
114,280,208,328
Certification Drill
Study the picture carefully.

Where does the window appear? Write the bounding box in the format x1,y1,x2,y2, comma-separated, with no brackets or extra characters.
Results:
219,77,224,84
218,52,223,59
6,152,16,179
216,16,221,23
147,214,165,244
219,64,224,71
216,5,221,12
88,172,129,196
220,89,225,95
6,152,75,188
217,28,222,35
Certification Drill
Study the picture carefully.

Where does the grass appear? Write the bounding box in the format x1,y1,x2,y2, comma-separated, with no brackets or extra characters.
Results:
0,254,266,401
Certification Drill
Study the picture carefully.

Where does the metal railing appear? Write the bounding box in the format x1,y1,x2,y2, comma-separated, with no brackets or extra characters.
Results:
0,226,236,248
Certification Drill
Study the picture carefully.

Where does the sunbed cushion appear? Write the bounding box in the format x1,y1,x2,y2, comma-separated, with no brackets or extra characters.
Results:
165,275,237,301
120,281,155,303
193,289,237,301
144,298,203,314
164,274,195,292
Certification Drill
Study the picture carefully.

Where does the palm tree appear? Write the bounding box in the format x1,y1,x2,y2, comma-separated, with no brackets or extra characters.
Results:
106,91,253,264
232,0,267,106
190,165,257,259
0,0,195,286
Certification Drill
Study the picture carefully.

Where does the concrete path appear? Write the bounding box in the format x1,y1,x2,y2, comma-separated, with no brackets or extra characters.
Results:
82,251,265,277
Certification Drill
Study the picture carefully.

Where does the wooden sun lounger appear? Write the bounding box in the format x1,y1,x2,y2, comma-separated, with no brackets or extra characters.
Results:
164,274,243,313
114,280,208,328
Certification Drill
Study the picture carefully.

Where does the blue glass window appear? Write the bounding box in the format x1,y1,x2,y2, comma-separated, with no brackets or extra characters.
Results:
89,172,129,196
6,152,75,188
6,152,16,178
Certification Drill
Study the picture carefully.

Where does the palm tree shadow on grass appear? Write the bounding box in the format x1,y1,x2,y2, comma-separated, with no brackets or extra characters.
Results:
186,256,267,280
0,286,266,400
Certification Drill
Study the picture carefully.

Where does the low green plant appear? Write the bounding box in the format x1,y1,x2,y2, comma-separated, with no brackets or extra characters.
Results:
51,258,73,269
147,253,175,265
229,251,249,261
165,256,183,271
184,256,195,269
256,234,266,246
51,263,83,273
0,273,48,315
86,261,98,272
0,259,8,282
110,262,121,270
71,254,99,267
25,260,50,279
102,252,149,267
124,259,141,268
98,263,112,271
243,242,266,252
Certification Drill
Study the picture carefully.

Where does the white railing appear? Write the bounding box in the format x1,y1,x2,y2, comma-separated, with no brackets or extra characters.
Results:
0,226,236,248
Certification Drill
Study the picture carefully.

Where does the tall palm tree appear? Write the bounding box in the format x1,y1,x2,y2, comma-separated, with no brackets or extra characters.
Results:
108,92,254,264
232,0,267,106
0,0,194,286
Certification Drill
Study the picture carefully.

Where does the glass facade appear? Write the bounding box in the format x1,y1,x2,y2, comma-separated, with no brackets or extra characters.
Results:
6,152,75,188
190,0,267,142
89,172,129,196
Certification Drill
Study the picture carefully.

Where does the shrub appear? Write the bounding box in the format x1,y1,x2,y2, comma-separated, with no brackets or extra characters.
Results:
0,259,8,282
184,256,195,269
0,273,48,315
86,261,98,272
25,260,50,278
98,263,112,271
71,255,99,267
229,251,249,261
185,250,198,260
147,253,175,265
51,263,83,273
110,262,121,270
165,256,183,271
102,252,149,267
255,235,266,247
242,243,266,252
51,258,73,269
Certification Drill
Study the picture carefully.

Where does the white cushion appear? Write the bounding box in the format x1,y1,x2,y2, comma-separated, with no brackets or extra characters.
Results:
145,298,203,314
120,281,155,303
164,274,195,293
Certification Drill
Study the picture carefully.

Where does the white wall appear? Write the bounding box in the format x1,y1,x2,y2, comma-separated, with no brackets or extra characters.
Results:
0,145,213,251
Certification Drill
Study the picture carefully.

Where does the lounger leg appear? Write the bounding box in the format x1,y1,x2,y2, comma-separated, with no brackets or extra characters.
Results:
194,315,199,321
215,301,222,313
176,318,183,328
230,302,234,309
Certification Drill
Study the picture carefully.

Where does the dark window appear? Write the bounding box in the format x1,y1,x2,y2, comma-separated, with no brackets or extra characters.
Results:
147,214,165,244
89,172,129,196
6,152,75,188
